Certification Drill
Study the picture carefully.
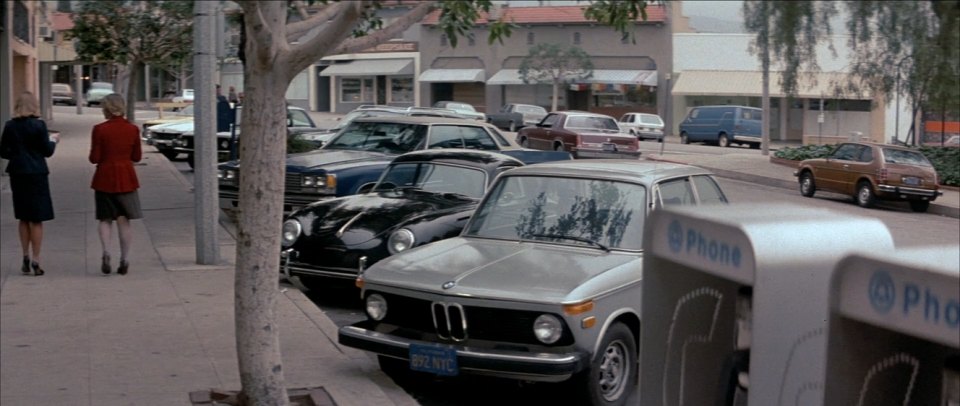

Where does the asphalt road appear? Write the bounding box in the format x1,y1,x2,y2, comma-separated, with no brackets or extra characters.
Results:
166,142,959,406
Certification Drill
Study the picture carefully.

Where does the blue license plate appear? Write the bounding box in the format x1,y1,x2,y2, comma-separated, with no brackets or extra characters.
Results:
409,343,458,376
903,176,920,186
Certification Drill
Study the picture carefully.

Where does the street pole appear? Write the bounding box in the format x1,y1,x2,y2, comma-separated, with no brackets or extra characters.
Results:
74,64,83,114
894,65,901,144
193,0,219,265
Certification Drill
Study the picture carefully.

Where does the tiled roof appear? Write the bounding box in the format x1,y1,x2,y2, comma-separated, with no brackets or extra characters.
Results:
50,12,74,31
422,5,666,26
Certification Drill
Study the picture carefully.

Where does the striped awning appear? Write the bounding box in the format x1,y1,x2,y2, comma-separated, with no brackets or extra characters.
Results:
672,70,871,99
320,59,414,76
418,69,486,83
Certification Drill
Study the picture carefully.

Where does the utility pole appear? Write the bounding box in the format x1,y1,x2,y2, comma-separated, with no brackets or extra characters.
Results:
74,64,83,114
759,0,770,156
193,0,219,264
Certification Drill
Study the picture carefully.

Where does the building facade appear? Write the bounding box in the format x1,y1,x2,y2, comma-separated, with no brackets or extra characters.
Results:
1,0,41,125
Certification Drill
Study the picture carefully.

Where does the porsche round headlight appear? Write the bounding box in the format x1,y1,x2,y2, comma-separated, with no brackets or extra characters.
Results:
281,219,301,247
365,294,388,321
533,314,563,344
387,228,415,254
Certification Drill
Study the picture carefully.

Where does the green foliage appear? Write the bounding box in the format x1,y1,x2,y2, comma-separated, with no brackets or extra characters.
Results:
773,144,838,160
437,1,512,47
583,0,654,44
919,146,960,186
518,43,594,85
776,144,960,186
69,0,193,67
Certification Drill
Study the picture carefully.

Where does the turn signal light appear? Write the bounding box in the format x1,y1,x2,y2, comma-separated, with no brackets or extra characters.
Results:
355,278,365,289
581,316,597,329
563,301,594,315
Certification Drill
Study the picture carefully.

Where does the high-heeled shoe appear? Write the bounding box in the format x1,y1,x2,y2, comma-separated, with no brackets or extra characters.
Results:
21,256,31,274
101,253,111,275
117,260,129,276
30,261,44,276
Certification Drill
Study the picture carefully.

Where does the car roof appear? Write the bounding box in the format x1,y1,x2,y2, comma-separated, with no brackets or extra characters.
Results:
351,115,487,126
503,160,714,184
555,111,616,119
695,105,760,110
391,149,524,168
843,141,920,152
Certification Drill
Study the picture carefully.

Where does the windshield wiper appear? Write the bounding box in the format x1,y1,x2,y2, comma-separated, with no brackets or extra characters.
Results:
527,233,610,252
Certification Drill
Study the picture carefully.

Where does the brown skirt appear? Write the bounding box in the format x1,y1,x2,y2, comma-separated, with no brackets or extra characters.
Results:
95,190,143,220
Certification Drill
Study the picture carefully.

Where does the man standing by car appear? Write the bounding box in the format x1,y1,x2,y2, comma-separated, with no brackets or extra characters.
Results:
215,85,234,133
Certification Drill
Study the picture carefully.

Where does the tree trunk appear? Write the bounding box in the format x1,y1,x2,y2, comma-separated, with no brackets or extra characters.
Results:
234,6,292,405
124,61,139,121
551,81,559,112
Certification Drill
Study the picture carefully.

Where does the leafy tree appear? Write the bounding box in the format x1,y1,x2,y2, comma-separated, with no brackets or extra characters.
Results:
743,0,960,146
69,0,192,120
518,43,594,112
225,1,651,404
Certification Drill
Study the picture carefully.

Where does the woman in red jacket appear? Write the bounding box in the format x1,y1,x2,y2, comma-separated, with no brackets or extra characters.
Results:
89,93,142,275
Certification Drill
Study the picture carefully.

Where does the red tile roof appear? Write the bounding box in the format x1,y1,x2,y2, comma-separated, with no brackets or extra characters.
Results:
422,5,666,26
50,12,74,31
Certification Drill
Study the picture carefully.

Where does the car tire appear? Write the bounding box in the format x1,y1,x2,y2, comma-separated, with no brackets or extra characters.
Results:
799,172,816,197
718,133,730,148
554,142,564,152
749,142,760,149
680,132,690,145
574,322,637,406
856,181,876,208
160,150,180,160
186,153,195,170
909,200,930,213
509,121,516,132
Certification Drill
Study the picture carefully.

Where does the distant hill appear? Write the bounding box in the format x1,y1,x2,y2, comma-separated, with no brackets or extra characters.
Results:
688,15,746,33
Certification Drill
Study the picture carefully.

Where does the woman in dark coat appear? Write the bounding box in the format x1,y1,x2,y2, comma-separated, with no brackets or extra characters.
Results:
0,92,58,276
90,93,142,275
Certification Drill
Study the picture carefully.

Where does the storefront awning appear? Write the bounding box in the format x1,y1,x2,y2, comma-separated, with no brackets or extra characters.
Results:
418,69,486,83
320,59,414,76
486,69,658,86
672,70,871,99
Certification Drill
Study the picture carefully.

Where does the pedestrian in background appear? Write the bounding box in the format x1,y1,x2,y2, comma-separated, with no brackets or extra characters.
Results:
89,93,142,276
227,85,239,106
1,92,58,276
216,84,235,133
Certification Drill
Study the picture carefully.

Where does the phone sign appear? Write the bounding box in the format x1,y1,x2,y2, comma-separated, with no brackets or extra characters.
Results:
655,218,754,285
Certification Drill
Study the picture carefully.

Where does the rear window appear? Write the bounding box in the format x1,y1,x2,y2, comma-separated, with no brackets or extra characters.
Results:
566,115,620,131
882,148,932,166
52,84,71,92
639,114,663,125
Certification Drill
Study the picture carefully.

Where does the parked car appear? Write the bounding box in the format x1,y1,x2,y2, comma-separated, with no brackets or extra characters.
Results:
432,101,486,121
51,83,76,106
172,88,195,104
218,116,570,213
486,103,548,132
142,104,194,134
618,112,664,141
795,141,941,212
144,120,196,160
338,160,728,406
516,111,641,159
279,149,527,291
85,82,114,107
678,105,762,148
175,105,316,168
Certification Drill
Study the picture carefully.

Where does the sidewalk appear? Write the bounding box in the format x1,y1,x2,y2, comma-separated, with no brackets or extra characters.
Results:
0,110,417,406
643,142,960,219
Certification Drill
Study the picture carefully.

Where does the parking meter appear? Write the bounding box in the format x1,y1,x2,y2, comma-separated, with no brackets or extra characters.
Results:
640,203,894,406
825,246,960,406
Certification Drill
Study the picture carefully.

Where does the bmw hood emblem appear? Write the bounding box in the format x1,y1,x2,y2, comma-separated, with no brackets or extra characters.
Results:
442,281,456,290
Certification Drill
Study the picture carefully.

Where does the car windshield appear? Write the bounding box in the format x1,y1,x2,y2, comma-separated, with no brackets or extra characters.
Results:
517,105,546,115
465,175,648,250
639,115,663,126
447,103,475,112
566,115,620,132
91,82,112,90
177,105,195,116
374,162,487,198
882,148,932,166
53,84,71,92
324,121,427,154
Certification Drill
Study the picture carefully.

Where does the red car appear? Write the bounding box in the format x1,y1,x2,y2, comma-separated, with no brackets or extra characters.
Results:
516,111,641,159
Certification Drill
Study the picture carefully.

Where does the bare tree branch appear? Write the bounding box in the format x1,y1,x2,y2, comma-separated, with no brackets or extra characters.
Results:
331,1,437,55
285,2,338,41
292,0,309,20
286,2,368,76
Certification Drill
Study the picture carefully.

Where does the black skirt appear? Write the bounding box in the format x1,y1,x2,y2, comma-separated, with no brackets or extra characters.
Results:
9,173,54,222
95,190,143,220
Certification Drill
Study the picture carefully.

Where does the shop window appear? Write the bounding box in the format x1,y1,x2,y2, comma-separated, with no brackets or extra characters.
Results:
527,32,535,45
591,84,655,108
341,77,375,103
573,32,581,45
390,77,414,103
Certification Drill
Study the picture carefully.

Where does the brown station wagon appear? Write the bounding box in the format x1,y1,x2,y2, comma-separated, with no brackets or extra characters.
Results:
795,142,941,212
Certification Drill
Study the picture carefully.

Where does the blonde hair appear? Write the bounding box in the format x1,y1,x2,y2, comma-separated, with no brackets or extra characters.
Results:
101,93,126,117
13,92,40,118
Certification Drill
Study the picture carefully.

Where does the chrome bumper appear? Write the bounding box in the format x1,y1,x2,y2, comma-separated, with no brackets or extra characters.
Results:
338,325,585,382
876,184,941,199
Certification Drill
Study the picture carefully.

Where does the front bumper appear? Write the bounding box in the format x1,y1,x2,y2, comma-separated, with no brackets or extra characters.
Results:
338,324,586,381
636,130,664,140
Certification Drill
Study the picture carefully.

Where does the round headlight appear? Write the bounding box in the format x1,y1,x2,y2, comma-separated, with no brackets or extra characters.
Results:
387,228,415,254
281,219,301,247
365,294,388,321
533,314,563,344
